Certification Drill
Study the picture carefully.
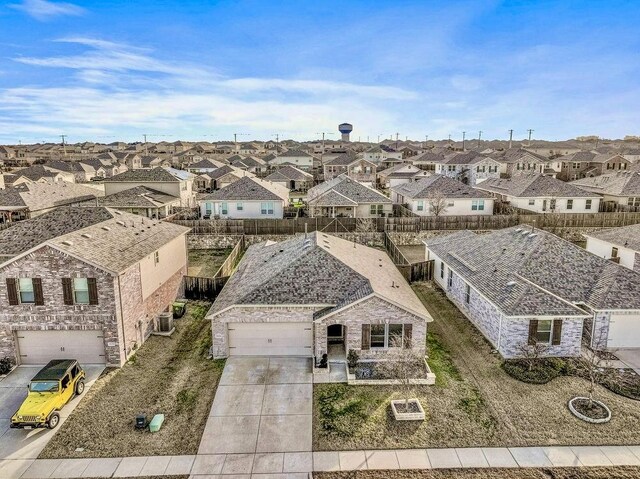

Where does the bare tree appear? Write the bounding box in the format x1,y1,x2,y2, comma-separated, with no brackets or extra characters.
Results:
581,329,612,408
208,219,226,235
376,335,425,410
516,342,549,372
427,191,448,217
355,218,377,233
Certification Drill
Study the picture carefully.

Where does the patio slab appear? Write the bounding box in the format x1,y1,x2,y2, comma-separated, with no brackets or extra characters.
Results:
261,384,312,415
571,446,614,466
256,415,312,453
199,416,260,454
395,449,430,469
365,450,399,470
210,385,265,417
427,448,461,468
339,451,368,471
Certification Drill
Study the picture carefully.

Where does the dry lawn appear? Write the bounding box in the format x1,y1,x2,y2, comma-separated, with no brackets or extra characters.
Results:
313,283,640,451
314,467,640,479
40,302,224,458
187,249,230,277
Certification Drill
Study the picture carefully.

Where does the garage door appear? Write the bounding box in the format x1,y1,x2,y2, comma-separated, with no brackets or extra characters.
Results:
606,314,640,348
228,323,313,356
17,330,106,365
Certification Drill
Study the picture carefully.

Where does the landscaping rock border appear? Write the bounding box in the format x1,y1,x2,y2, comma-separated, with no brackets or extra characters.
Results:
391,399,426,421
568,396,612,424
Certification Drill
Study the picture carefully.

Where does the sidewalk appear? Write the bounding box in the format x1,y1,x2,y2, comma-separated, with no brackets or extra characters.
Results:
3,445,640,478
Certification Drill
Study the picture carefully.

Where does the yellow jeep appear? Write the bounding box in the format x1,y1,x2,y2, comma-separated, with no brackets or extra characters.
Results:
10,359,85,430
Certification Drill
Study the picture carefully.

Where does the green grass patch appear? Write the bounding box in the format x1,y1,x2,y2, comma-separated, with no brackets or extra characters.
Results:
317,384,371,438
427,331,462,386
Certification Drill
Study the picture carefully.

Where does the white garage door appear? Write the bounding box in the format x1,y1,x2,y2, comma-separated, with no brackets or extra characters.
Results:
17,330,106,365
606,314,640,348
228,323,313,356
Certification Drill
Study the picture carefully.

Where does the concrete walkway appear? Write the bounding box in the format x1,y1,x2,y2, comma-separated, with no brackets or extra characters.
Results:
4,445,640,478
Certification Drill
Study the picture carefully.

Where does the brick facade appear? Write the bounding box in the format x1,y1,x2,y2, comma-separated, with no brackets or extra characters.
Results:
0,245,186,367
432,251,584,358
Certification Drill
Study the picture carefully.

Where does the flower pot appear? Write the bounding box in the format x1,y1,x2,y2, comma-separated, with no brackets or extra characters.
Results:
390,399,425,421
568,396,611,424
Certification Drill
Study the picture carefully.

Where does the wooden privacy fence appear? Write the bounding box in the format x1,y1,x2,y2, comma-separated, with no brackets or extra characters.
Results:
213,236,245,278
169,211,640,235
396,261,434,283
383,232,410,265
183,275,228,300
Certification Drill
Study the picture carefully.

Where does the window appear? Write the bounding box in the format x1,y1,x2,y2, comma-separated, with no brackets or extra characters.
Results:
205,202,212,216
154,251,160,265
585,199,592,210
417,200,424,211
440,261,445,279
607,163,613,170
61,374,70,390
464,283,471,303
472,200,485,211
369,204,383,215
628,197,640,207
369,324,405,348
549,199,556,210
261,202,274,215
236,202,243,211
566,199,573,210
535,320,552,343
73,278,90,304
447,269,453,288
528,199,535,206
612,247,619,258
18,278,35,304
221,202,228,215
447,201,455,207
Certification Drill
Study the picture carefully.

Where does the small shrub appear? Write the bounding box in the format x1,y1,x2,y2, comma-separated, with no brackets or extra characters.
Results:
347,350,359,369
501,359,562,384
0,356,14,375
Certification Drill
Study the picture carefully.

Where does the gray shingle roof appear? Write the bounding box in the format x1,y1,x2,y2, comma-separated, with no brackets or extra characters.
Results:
307,175,390,205
391,175,493,199
585,224,640,253
425,226,640,315
97,186,179,208
478,174,597,198
104,167,179,183
570,172,640,196
264,165,312,182
279,149,312,158
201,176,287,201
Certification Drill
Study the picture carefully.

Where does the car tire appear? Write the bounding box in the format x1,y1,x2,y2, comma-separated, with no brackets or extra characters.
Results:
48,412,60,429
75,380,85,396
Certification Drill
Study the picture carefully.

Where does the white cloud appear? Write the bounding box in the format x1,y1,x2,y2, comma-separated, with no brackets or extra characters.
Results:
8,0,85,21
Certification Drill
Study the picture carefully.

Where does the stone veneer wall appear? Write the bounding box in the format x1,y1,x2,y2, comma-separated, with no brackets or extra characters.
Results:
314,296,427,360
0,245,119,365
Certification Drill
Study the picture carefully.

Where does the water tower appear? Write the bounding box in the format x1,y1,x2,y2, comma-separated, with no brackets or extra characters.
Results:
338,123,353,142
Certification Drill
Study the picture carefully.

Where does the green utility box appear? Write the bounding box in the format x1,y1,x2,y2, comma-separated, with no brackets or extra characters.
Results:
149,414,164,433
172,302,186,318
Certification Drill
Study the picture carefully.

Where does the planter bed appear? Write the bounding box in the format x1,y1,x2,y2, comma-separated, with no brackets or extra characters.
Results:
347,358,436,386
568,396,612,424
391,398,426,421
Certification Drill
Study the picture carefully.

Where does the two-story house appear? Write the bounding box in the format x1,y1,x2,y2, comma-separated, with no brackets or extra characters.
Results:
103,167,196,207
323,154,377,185
307,174,392,218
0,207,190,366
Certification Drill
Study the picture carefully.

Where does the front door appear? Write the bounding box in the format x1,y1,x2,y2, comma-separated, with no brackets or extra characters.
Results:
327,324,344,344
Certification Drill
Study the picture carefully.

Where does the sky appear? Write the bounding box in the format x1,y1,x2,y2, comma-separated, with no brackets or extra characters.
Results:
0,0,639,144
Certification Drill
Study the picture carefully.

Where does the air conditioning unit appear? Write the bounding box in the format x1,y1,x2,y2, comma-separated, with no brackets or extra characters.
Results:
157,312,174,333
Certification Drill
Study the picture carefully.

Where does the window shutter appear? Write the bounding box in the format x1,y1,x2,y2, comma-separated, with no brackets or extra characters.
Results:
528,320,538,346
403,324,413,349
62,278,74,305
552,319,563,346
6,278,18,305
88,278,99,305
361,324,371,350
33,278,44,306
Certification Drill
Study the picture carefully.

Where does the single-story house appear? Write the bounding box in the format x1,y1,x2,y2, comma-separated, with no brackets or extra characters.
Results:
307,174,392,218
198,176,289,219
93,185,181,218
391,175,494,216
570,171,640,210
584,224,640,272
185,158,227,174
207,232,432,359
0,207,190,366
425,226,640,356
476,174,601,213
264,165,313,192
269,150,315,170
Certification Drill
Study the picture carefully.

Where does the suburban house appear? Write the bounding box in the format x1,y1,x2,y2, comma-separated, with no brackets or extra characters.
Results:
268,150,314,170
377,163,430,189
476,174,601,213
207,232,432,359
306,174,392,218
570,171,640,211
264,165,313,192
425,226,640,356
0,180,102,223
103,167,196,207
436,152,502,185
323,154,377,185
184,158,227,174
230,156,267,174
410,151,444,173
584,224,640,272
93,185,181,218
557,152,631,181
198,176,289,219
0,207,190,366
391,175,494,216
362,145,403,165
6,165,76,185
491,149,551,178
196,165,254,192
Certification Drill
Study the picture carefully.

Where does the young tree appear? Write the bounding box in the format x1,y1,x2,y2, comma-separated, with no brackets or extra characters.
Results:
582,329,612,408
377,334,425,410
427,191,448,217
355,218,377,233
517,342,549,372
208,219,226,235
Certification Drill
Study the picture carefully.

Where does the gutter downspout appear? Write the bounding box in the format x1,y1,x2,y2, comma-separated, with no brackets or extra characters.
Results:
497,312,503,353
117,274,128,362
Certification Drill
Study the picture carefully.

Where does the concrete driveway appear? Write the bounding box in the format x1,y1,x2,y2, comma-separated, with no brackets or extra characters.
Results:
198,357,313,456
614,349,640,374
0,365,104,461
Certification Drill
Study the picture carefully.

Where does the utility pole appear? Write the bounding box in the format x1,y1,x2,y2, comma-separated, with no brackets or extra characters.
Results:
395,132,399,150
527,129,534,147
424,135,428,149
448,134,452,147
462,131,466,151
508,129,514,149
143,134,148,155
315,132,333,164
377,134,383,143
478,130,483,149
233,133,248,151
60,134,67,157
